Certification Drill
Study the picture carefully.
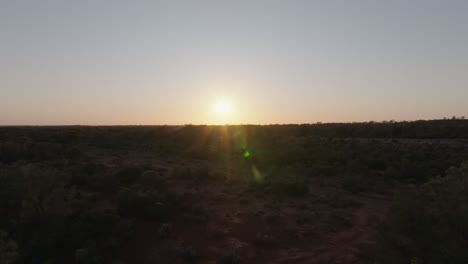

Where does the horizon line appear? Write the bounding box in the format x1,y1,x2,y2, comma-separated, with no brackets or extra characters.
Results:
0,117,466,127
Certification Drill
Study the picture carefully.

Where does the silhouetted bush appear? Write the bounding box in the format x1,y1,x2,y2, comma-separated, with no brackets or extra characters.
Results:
171,167,192,179
31,142,63,160
115,166,143,186
117,189,167,221
366,158,387,171
171,166,215,183
373,161,468,264
342,174,370,194
73,211,120,241
0,142,25,164
68,172,94,188
0,230,18,264
271,180,309,197
218,252,241,264
138,170,166,190
64,146,82,160
253,232,276,247
0,167,24,226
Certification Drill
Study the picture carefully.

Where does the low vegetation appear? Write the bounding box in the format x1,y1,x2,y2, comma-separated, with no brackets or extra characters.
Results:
0,120,467,263
374,161,468,264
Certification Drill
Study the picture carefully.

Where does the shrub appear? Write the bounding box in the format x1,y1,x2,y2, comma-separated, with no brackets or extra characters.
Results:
115,166,143,186
31,142,63,160
64,146,82,160
171,166,214,183
0,230,18,264
74,211,120,241
253,232,276,247
68,173,94,188
342,174,369,194
157,223,172,239
0,142,25,164
0,167,24,223
191,166,211,182
117,189,167,221
366,158,387,171
218,252,240,264
171,167,192,179
139,170,166,190
271,180,308,197
373,161,468,264
176,245,197,262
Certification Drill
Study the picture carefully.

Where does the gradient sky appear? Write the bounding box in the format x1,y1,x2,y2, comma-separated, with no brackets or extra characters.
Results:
1,0,467,125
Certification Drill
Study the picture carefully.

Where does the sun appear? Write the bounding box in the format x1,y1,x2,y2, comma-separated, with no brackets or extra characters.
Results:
216,101,231,115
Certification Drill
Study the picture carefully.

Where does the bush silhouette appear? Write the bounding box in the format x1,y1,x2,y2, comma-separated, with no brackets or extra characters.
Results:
374,161,468,264
271,180,309,197
0,230,18,264
139,170,166,190
117,189,167,220
115,166,143,185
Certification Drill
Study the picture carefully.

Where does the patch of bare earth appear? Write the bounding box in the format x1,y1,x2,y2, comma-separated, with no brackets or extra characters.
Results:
117,172,392,264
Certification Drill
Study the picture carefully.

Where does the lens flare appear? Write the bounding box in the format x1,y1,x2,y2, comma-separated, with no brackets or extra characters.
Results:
251,165,264,185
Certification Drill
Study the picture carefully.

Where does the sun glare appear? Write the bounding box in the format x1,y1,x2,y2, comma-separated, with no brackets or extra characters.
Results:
216,101,231,115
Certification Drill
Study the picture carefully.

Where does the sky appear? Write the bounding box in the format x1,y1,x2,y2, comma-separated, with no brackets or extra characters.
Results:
1,0,467,125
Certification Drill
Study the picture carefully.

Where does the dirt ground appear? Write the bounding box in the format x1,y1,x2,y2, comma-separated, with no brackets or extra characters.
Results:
111,157,393,264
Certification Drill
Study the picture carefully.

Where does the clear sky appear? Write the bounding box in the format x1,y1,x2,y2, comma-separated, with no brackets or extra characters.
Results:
1,0,467,125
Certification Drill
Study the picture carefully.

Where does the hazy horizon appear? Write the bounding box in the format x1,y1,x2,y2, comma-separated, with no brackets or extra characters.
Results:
2,0,468,125
0,117,465,127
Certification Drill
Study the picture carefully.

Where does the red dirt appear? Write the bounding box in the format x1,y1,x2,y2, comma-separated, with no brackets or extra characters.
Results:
117,173,393,264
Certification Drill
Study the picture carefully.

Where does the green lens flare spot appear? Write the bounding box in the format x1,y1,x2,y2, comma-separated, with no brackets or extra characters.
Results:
251,166,264,185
